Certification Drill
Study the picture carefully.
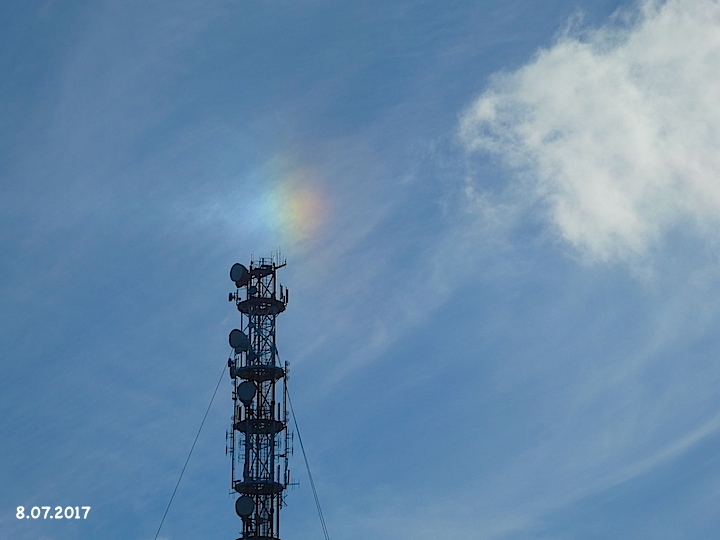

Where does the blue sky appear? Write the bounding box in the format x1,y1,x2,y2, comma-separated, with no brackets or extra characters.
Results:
3,0,720,538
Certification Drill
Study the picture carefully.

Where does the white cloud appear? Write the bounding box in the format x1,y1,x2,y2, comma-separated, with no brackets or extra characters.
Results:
459,0,720,262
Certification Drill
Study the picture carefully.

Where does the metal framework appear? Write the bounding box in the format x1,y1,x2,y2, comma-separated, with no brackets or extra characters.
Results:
227,256,291,540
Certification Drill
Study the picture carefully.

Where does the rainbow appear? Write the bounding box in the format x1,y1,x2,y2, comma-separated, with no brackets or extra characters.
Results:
245,159,327,249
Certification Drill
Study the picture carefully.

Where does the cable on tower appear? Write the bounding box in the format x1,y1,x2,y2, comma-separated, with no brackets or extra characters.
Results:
287,387,331,540
153,364,227,540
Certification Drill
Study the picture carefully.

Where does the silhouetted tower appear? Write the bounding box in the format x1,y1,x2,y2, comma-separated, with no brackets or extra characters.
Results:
227,256,291,540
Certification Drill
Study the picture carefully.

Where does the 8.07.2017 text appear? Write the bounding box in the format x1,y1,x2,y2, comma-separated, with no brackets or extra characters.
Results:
16,506,91,519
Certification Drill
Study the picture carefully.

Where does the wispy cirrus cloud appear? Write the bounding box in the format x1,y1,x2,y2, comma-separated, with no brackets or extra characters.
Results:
460,0,720,262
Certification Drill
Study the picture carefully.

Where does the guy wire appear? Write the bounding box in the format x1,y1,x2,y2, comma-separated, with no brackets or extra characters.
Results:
153,364,227,540
287,387,331,540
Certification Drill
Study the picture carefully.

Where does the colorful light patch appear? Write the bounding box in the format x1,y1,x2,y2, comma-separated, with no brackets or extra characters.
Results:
259,163,327,247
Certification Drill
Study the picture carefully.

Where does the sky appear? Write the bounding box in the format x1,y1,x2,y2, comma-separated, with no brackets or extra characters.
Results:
2,0,720,538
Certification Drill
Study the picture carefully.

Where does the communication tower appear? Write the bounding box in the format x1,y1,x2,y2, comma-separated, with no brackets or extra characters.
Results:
226,256,291,540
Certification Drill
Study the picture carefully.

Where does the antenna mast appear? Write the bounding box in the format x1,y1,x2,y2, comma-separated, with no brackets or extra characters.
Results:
227,255,290,540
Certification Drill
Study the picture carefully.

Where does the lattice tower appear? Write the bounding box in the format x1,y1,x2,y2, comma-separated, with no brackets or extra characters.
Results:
226,257,291,540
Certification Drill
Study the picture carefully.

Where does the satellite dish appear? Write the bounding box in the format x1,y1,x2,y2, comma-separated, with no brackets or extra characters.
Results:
235,496,254,517
229,329,250,351
247,285,258,295
237,381,256,404
230,263,250,287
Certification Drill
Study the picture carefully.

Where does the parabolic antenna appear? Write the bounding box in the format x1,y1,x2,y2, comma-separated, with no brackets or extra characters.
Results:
235,496,254,517
230,263,250,287
237,381,256,404
229,329,250,351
